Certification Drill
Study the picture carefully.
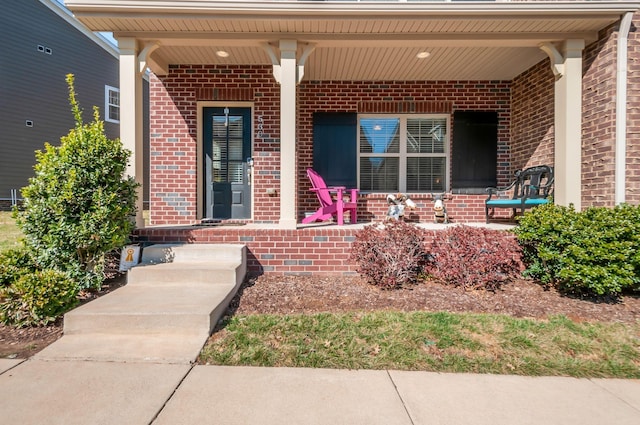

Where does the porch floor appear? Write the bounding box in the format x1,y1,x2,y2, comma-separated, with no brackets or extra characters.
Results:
144,220,516,232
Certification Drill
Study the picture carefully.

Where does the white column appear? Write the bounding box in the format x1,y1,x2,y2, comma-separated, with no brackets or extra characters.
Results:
279,40,298,229
118,37,145,228
554,39,584,210
615,13,634,205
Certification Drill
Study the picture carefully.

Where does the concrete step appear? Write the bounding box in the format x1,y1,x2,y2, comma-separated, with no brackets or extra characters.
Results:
136,243,246,287
34,333,207,364
127,261,240,286
38,242,247,363
63,282,236,336
140,243,245,264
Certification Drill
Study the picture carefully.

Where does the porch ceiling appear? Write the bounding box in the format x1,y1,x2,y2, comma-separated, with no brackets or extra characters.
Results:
66,0,639,81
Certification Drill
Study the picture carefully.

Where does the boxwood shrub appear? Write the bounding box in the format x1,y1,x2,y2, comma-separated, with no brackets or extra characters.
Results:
0,246,38,287
514,203,640,296
0,269,78,327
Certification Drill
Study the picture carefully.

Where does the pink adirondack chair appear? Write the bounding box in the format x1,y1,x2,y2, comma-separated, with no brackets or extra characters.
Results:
302,168,358,225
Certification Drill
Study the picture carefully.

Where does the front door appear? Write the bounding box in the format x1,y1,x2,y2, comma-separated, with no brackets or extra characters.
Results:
203,107,252,219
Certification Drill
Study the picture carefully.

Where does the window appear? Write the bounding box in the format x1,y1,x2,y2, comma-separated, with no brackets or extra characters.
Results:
358,115,448,192
105,85,120,123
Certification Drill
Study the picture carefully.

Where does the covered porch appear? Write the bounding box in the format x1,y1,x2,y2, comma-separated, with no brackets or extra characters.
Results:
65,1,638,229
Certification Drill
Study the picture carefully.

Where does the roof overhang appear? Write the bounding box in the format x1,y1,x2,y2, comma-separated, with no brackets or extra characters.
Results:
64,1,639,80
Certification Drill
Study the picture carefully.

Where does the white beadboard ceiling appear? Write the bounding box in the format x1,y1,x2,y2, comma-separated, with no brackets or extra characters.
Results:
65,1,637,81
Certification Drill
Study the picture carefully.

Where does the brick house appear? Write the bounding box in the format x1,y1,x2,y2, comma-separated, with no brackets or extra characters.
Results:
65,1,639,274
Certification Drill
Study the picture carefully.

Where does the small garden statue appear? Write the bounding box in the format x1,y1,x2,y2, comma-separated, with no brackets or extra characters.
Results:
386,193,416,221
427,193,453,223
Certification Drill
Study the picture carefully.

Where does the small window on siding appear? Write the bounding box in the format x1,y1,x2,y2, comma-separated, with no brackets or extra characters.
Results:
105,85,120,123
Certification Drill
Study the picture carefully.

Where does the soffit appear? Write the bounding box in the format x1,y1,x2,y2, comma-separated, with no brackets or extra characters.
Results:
66,1,638,81
154,45,544,80
76,15,616,34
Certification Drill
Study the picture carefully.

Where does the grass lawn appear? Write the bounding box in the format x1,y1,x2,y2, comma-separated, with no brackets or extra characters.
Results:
0,211,22,252
200,311,640,378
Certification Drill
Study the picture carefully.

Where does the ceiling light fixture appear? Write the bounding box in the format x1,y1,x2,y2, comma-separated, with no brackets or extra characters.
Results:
216,50,230,58
416,51,431,59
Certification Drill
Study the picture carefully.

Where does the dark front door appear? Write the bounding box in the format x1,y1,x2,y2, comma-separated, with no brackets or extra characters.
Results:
204,107,252,219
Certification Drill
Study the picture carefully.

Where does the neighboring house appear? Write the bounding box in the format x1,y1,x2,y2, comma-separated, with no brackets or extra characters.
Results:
0,0,124,208
64,0,640,274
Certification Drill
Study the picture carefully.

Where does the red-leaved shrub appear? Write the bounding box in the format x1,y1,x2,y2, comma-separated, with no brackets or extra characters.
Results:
349,221,427,288
426,225,524,290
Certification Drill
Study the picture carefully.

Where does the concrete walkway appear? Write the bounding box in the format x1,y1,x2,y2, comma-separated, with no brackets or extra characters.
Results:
1,359,639,425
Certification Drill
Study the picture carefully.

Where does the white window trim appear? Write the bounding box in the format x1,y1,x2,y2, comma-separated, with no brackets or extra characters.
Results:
357,114,450,193
105,85,120,124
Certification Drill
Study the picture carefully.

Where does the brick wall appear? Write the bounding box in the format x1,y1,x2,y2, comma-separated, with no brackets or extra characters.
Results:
511,60,555,173
133,226,443,275
511,17,640,209
150,67,511,224
149,65,281,225
582,23,618,207
134,227,361,275
297,81,512,222
627,14,640,204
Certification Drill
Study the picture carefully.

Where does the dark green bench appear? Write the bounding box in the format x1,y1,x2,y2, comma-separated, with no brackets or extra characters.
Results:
485,165,554,223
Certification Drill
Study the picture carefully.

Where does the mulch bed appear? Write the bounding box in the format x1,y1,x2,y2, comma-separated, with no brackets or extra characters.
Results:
228,274,640,325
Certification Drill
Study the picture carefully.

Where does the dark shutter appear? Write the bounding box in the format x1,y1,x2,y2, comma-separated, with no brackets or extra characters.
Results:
452,111,498,189
312,113,357,187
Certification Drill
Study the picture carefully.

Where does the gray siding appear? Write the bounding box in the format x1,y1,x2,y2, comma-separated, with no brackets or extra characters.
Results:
0,0,119,200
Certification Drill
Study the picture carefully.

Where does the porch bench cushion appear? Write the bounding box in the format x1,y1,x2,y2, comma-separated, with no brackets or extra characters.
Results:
485,198,549,207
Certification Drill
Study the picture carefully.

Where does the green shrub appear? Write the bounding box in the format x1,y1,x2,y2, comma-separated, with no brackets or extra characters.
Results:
14,74,138,289
349,221,427,288
426,225,524,290
0,269,79,327
514,203,640,296
0,246,38,287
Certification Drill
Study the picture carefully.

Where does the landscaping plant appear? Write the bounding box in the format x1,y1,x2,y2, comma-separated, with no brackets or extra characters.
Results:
0,246,38,287
14,74,138,290
426,225,524,290
0,244,80,326
349,220,427,288
514,203,640,296
0,269,78,327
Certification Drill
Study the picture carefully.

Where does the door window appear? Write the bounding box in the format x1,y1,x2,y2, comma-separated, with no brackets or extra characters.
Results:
212,114,245,184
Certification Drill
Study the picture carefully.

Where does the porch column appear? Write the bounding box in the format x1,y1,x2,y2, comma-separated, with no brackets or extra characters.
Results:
553,39,585,210
118,37,145,228
279,40,298,229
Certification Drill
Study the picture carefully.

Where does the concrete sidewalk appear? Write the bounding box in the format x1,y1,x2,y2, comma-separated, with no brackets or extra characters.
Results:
1,358,639,425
